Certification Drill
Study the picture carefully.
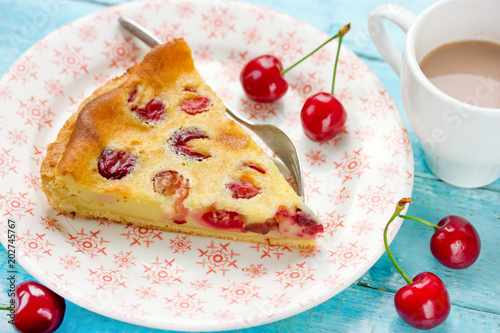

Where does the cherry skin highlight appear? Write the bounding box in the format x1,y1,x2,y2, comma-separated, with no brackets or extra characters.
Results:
240,55,288,103
300,92,347,142
394,272,450,330
430,215,481,269
14,281,66,333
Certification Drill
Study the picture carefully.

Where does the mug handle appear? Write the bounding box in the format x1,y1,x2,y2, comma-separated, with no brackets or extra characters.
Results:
368,4,417,75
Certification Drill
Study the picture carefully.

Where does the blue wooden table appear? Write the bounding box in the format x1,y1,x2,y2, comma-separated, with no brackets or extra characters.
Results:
1,0,499,332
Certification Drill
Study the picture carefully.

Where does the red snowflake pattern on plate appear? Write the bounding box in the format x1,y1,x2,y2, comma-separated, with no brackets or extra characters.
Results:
31,145,47,166
0,189,36,220
220,281,260,305
18,98,54,130
352,219,374,237
305,149,327,167
191,279,213,291
154,22,189,43
111,302,150,321
303,171,322,198
383,127,412,157
59,254,81,271
359,90,396,120
249,243,292,260
274,262,316,288
298,247,322,258
323,274,344,290
53,45,90,78
239,98,277,122
8,55,39,84
219,51,246,83
335,87,353,104
16,230,54,260
268,31,304,63
120,224,164,247
142,257,184,286
24,173,41,191
103,35,140,69
355,125,377,143
93,6,122,23
317,211,345,238
8,129,28,146
242,27,262,45
113,250,137,269
164,292,205,318
135,286,157,301
44,79,64,97
40,215,61,232
66,228,109,258
333,148,370,183
328,186,351,206
43,271,74,296
338,51,371,82
176,1,196,18
290,72,326,101
88,265,128,292
197,241,239,276
192,45,214,64
213,309,236,324
169,235,192,254
243,264,268,278
201,7,236,39
310,48,333,67
0,85,13,101
379,162,407,181
328,241,369,269
78,26,98,42
0,149,20,178
356,184,395,214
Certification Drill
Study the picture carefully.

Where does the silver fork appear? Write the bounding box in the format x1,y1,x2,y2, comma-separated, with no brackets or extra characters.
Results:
118,17,305,198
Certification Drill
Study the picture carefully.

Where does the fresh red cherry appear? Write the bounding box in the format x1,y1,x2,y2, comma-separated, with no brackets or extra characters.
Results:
240,55,288,103
300,24,350,142
14,281,66,333
240,24,351,103
394,272,450,330
301,92,347,142
430,215,481,269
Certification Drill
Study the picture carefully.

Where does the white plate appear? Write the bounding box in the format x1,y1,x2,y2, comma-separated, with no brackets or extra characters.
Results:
0,0,413,331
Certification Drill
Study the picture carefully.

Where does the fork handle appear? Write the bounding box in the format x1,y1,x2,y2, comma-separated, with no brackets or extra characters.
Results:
118,17,162,48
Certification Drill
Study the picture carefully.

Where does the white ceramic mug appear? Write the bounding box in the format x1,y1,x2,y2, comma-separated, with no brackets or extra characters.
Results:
368,0,500,188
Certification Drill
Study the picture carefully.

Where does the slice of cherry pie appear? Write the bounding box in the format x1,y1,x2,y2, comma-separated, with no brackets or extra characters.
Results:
41,39,323,248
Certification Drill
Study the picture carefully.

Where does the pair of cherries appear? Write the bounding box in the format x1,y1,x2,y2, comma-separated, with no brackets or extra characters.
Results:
240,24,351,142
385,198,481,330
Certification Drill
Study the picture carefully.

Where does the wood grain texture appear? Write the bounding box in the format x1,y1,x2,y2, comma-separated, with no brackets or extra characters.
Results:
1,0,499,332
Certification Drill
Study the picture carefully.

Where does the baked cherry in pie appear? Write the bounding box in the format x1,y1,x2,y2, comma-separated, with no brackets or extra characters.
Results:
41,39,323,248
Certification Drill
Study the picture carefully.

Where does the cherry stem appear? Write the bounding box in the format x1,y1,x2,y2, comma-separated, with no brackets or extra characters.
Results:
384,198,413,285
0,306,11,310
399,214,440,231
280,23,351,76
331,23,350,95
